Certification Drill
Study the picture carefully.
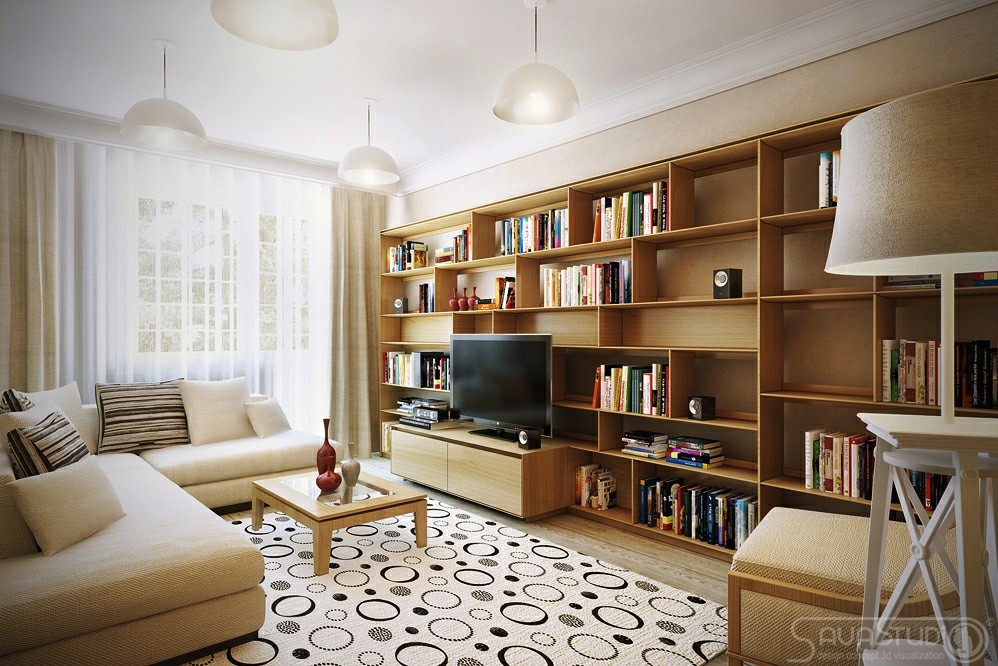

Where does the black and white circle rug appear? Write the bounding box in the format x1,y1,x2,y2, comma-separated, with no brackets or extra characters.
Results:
190,499,726,665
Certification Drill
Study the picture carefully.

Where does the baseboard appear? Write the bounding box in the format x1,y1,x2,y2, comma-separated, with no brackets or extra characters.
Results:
154,631,258,666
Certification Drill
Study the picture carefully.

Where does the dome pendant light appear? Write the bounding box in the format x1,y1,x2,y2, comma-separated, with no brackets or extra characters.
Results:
211,0,338,51
120,40,207,151
493,0,579,125
338,99,400,186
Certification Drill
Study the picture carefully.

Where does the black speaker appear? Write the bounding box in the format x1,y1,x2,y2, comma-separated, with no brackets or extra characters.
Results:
688,396,716,421
393,297,409,314
713,268,742,299
517,428,541,450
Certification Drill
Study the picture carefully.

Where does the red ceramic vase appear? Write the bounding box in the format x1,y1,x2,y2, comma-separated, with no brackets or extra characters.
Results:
467,286,479,310
458,287,469,311
316,418,336,475
448,288,459,312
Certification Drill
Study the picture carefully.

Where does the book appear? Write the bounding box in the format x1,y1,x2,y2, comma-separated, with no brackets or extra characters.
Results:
819,152,833,208
882,340,899,402
667,436,721,451
623,430,669,442
621,447,669,459
577,464,599,506
804,429,822,490
638,476,661,525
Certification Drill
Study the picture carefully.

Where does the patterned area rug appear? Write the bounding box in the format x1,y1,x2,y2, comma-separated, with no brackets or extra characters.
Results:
189,498,727,665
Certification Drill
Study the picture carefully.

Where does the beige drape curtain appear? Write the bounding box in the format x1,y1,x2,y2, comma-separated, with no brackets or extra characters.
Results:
0,130,58,392
329,187,385,458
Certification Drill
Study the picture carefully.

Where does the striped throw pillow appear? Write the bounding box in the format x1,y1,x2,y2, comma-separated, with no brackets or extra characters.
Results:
7,412,89,478
96,380,190,454
0,389,35,414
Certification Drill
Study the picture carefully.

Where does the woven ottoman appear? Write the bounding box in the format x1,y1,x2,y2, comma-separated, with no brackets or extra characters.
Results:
727,507,958,666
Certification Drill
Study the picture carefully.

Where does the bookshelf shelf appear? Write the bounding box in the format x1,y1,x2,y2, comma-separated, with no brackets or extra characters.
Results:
379,79,992,561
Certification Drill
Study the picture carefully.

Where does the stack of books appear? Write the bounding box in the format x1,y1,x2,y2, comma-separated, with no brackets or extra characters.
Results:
434,247,454,264
882,338,996,408
595,363,668,415
803,430,875,499
672,484,757,550
417,283,434,313
881,274,940,290
542,259,631,307
972,271,998,287
383,351,450,389
666,436,724,470
620,430,669,458
387,241,428,272
397,397,461,431
498,207,569,255
591,183,668,242
638,475,682,529
575,464,617,510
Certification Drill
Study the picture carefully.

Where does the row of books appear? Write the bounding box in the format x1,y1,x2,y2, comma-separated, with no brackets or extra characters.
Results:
498,208,569,255
882,339,996,408
575,464,617,511
387,241,428,273
971,271,998,287
638,475,757,550
592,182,669,242
621,432,724,469
880,274,940,290
416,283,434,313
594,363,669,415
542,260,632,307
494,277,516,310
803,430,874,499
382,352,450,390
818,150,840,209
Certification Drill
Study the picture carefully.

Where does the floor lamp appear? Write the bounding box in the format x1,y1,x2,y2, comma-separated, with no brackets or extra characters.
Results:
825,79,997,664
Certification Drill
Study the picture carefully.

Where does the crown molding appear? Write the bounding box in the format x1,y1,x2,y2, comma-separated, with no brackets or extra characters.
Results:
0,95,399,195
396,0,991,195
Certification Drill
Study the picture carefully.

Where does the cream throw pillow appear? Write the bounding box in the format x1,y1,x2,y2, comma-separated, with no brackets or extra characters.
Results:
23,382,91,450
10,456,125,555
244,398,292,438
179,377,257,445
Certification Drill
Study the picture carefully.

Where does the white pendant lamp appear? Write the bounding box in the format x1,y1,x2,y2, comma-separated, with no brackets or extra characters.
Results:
121,40,207,151
211,0,338,51
493,0,579,125
338,99,400,186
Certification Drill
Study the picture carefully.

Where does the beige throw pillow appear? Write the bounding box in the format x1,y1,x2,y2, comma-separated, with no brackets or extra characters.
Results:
10,457,125,556
179,377,257,445
23,382,91,450
244,398,292,438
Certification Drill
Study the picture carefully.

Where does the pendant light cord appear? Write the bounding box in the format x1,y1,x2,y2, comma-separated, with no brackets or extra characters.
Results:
162,46,168,99
367,102,372,146
533,6,538,63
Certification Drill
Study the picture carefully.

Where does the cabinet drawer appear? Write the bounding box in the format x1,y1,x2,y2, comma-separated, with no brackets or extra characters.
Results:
447,444,522,516
390,431,448,490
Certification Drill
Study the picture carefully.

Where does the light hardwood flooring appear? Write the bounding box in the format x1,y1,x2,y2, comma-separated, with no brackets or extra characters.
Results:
225,455,729,665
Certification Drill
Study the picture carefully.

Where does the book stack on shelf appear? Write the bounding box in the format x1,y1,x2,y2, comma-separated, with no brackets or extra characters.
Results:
494,277,516,310
417,283,434,313
498,207,569,255
882,339,996,408
803,430,874,499
595,363,669,416
575,464,617,511
542,259,631,307
972,271,998,287
666,436,724,470
675,481,756,550
592,183,668,241
387,241,428,273
880,274,940,290
638,474,682,530
434,247,454,264
818,150,840,209
453,224,473,262
621,430,669,458
383,351,450,390
396,397,462,431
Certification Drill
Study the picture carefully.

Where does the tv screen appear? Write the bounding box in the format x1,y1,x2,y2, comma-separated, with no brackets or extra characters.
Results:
450,334,552,437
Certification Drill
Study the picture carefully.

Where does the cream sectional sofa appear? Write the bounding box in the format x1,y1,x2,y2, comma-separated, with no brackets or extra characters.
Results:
0,392,345,665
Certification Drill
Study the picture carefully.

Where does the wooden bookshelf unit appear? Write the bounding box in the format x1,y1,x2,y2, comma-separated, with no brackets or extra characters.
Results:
379,78,998,562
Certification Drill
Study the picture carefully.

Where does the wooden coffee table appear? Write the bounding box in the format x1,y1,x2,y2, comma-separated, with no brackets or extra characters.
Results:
251,470,427,576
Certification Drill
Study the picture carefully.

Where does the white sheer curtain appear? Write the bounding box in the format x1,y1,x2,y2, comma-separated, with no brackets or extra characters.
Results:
56,141,332,431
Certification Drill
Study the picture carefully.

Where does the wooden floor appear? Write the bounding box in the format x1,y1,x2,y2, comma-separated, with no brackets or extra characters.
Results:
226,454,730,665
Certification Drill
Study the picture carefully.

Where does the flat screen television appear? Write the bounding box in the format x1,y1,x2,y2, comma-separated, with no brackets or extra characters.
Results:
450,333,552,439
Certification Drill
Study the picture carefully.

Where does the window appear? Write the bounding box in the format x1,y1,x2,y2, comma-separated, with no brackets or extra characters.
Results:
259,214,309,352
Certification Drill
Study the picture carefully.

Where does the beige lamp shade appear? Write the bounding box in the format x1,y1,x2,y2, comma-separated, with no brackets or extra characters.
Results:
825,80,998,276
211,0,338,51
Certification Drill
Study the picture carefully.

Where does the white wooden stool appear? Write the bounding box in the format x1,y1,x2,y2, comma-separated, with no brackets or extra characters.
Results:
860,417,998,666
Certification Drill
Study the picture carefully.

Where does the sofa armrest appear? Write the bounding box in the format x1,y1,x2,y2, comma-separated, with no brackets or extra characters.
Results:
80,404,100,454
249,393,268,403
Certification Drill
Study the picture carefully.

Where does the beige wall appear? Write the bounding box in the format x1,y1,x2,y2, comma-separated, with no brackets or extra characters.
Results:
394,4,997,227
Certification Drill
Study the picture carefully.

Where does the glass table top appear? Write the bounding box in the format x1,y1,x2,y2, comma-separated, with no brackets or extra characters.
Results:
278,474,391,506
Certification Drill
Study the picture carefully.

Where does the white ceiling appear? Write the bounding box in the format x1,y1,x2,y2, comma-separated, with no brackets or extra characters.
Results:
0,0,987,193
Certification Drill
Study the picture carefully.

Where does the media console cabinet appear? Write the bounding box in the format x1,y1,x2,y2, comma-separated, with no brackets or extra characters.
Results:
389,424,588,521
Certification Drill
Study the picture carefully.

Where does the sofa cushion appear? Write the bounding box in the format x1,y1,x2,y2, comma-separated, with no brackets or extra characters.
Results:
139,429,332,487
0,451,36,560
244,398,292,438
8,410,89,477
0,388,34,413
10,456,124,556
23,381,92,451
180,377,256,445
95,379,190,454
0,453,263,657
1,399,71,479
